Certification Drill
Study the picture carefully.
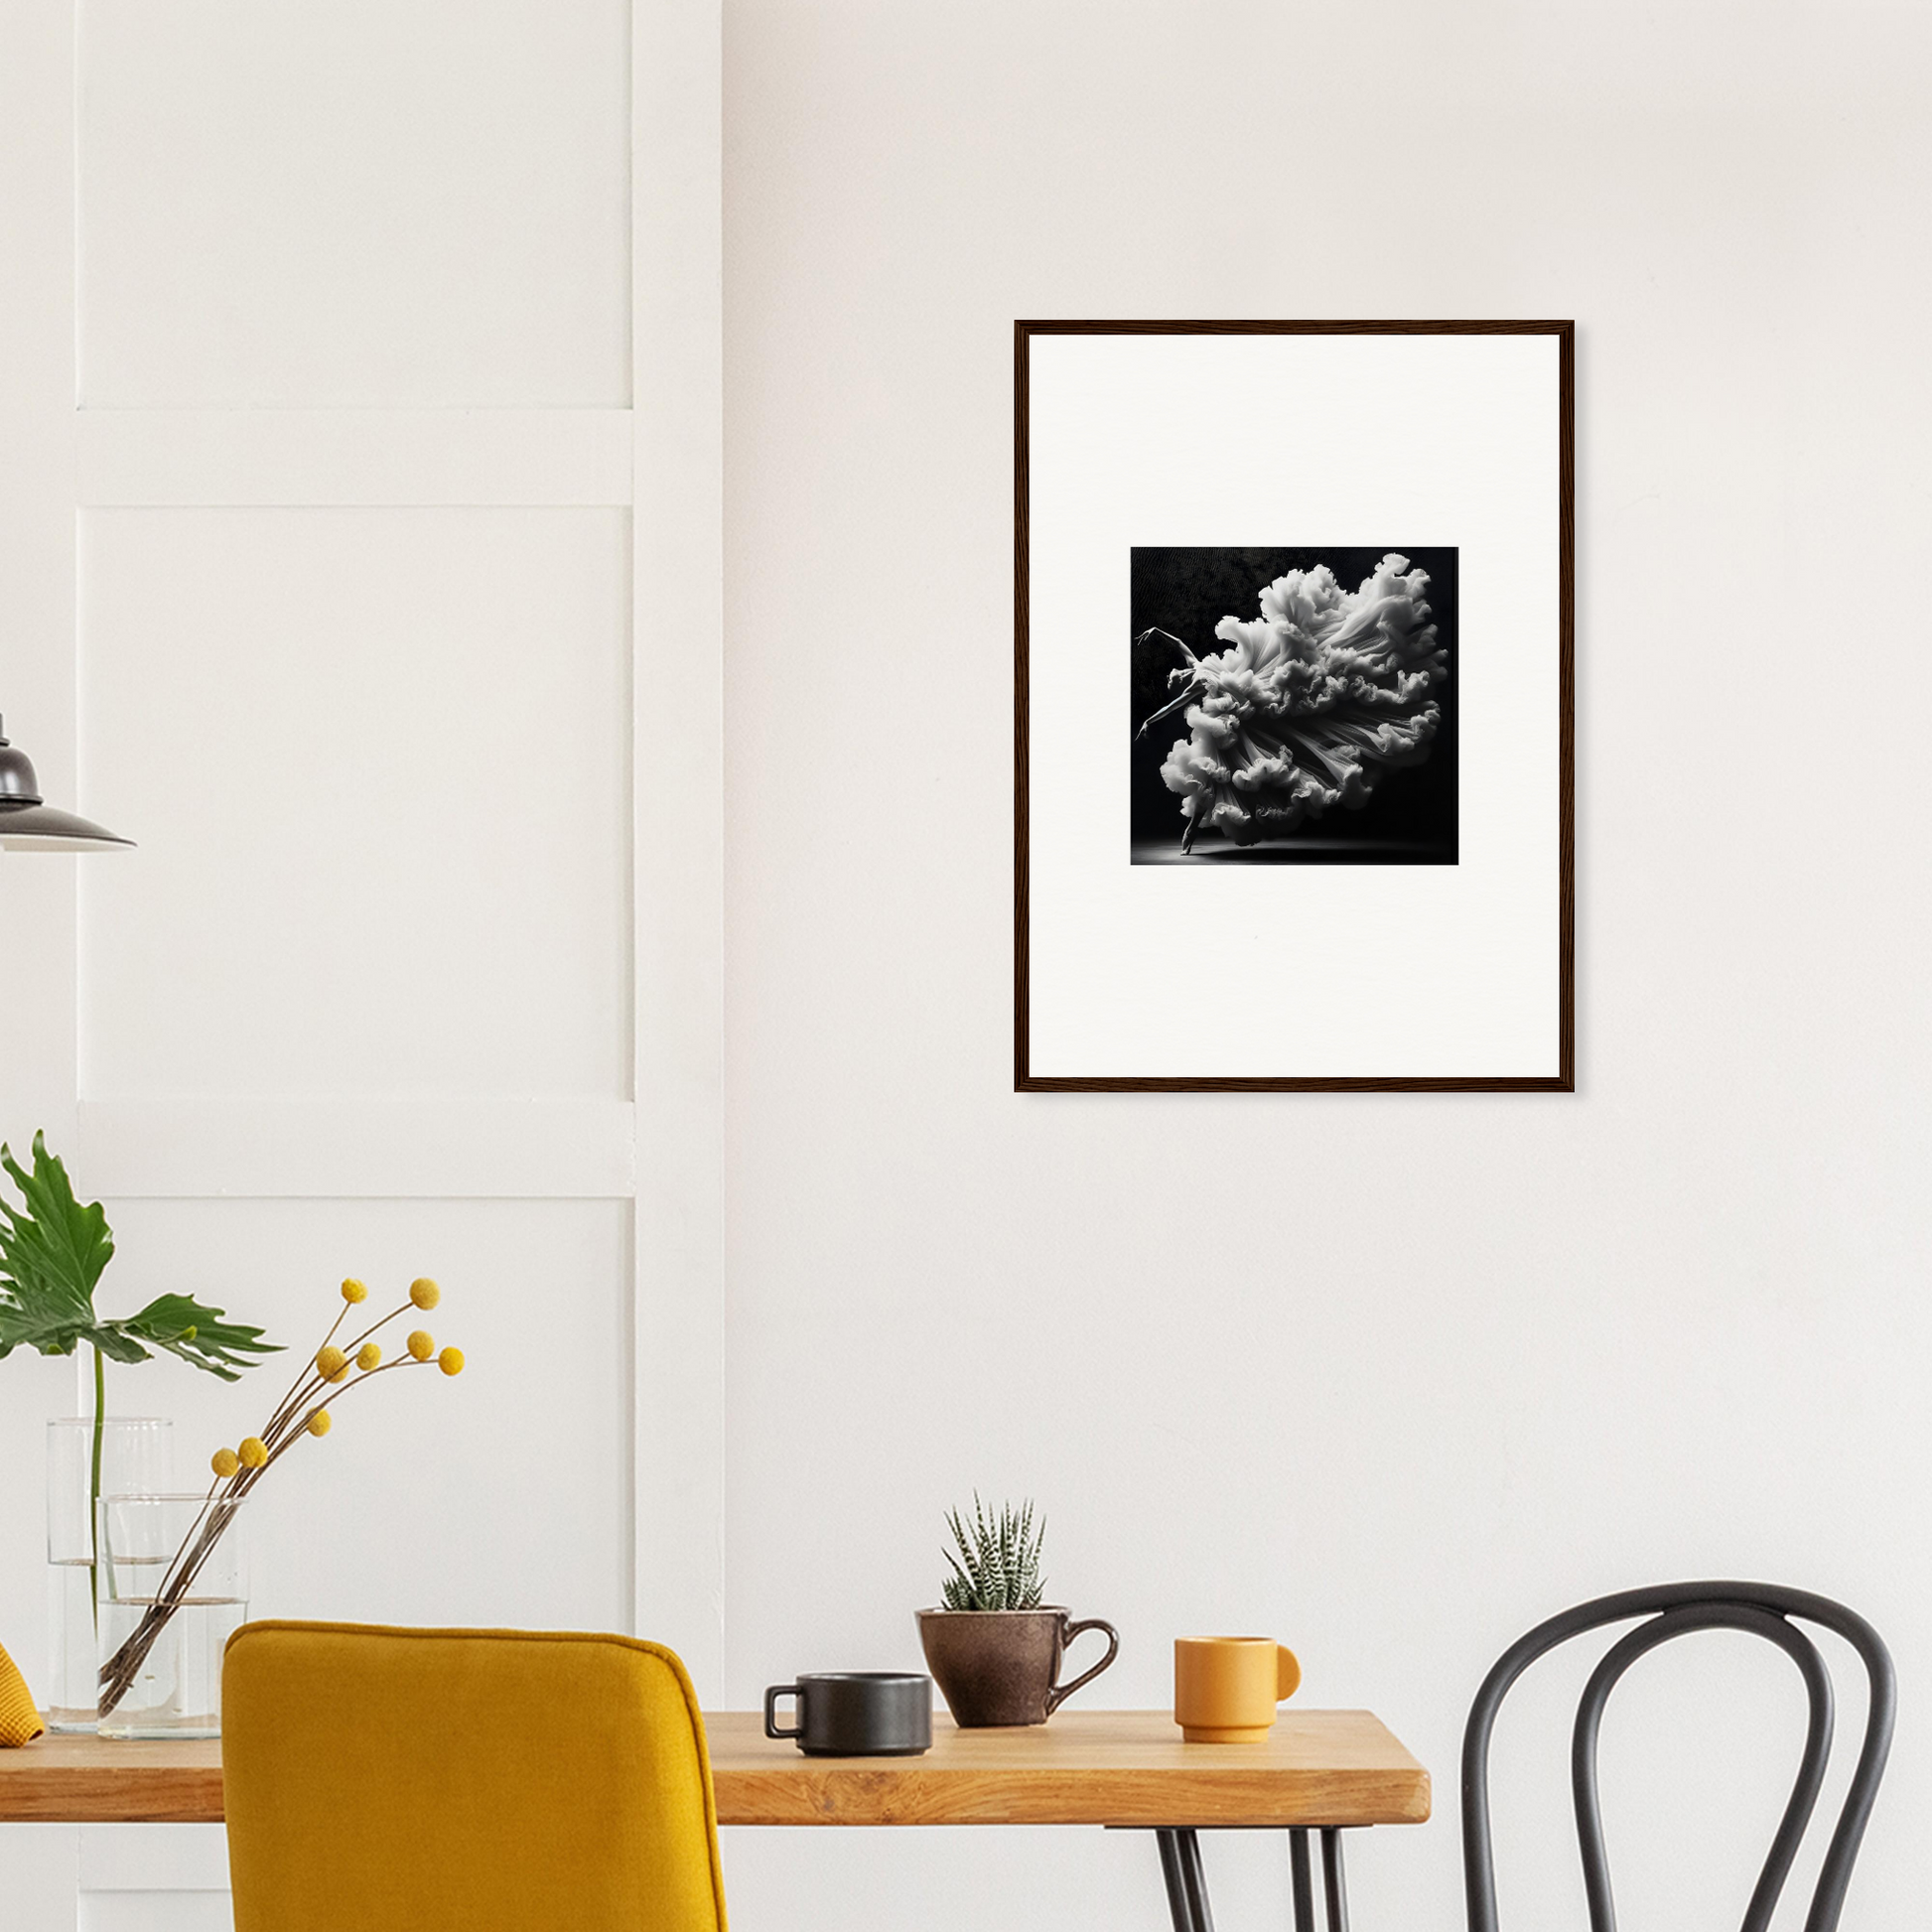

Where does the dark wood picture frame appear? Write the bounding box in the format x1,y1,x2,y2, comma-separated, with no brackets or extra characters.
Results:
1014,319,1575,1093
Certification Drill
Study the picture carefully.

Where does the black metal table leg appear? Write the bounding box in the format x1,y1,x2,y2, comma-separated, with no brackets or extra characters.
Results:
1289,1828,1316,1932
1155,1828,1215,1932
1152,1823,1351,1932
1320,1830,1350,1932
1176,1828,1215,1932
1157,1830,1191,1932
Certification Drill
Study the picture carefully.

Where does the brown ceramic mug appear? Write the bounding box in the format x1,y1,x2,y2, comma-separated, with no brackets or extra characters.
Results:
915,1606,1120,1727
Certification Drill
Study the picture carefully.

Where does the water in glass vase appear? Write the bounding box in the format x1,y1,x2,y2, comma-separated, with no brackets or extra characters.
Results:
45,1417,173,1732
95,1490,248,1739
96,1593,248,1738
46,1558,101,1732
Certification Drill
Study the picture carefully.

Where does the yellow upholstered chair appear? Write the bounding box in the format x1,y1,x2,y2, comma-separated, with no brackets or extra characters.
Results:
223,1621,728,1932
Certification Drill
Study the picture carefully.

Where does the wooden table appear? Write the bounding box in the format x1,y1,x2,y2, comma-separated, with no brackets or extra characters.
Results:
0,1710,1430,1932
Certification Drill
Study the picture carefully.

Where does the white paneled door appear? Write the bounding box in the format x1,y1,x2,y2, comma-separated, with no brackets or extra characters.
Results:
0,3,722,1925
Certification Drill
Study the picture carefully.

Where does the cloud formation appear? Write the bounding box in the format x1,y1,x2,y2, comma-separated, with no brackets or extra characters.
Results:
1139,554,1446,853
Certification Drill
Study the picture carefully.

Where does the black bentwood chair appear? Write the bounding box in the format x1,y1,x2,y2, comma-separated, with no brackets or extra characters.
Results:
1462,1582,1895,1932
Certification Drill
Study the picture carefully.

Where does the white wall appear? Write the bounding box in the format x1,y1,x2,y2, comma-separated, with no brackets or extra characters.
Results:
1,0,722,1924
719,2,1930,1929
5,1,1929,1928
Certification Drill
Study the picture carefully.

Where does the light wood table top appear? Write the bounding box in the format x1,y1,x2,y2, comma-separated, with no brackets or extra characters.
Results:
0,1709,1429,1830
704,1709,1430,1827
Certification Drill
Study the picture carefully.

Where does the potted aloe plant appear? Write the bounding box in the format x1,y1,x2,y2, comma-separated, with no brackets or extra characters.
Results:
915,1496,1119,1727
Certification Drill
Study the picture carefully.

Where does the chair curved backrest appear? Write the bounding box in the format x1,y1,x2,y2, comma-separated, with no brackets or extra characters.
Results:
1461,1582,1893,1932
223,1621,729,1932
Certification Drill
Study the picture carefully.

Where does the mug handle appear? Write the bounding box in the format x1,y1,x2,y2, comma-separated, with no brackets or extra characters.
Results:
763,1683,803,1739
1045,1617,1121,1715
1277,1644,1302,1701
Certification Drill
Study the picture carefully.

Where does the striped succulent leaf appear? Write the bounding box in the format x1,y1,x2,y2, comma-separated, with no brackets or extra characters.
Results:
940,1494,1046,1611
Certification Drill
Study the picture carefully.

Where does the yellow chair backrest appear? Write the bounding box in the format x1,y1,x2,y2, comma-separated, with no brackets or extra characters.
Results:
223,1621,728,1932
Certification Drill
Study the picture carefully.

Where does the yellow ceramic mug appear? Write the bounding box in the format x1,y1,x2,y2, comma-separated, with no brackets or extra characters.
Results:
1173,1636,1303,1742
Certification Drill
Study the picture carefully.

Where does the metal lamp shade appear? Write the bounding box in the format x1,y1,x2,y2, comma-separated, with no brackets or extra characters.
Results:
0,719,133,851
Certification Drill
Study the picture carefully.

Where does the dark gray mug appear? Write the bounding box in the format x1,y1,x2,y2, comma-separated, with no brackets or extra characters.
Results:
762,1672,933,1755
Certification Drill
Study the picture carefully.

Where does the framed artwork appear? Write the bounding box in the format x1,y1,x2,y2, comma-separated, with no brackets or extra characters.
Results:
1015,320,1573,1092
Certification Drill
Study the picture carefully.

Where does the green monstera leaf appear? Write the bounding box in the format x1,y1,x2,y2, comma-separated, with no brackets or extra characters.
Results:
0,1132,278,1376
3,1131,279,1619
117,1293,277,1381
0,1133,117,1359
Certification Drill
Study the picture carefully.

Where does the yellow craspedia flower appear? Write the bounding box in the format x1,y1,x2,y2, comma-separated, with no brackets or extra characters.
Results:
307,1411,332,1438
356,1342,382,1371
409,1278,441,1311
438,1347,465,1377
238,1437,269,1469
317,1344,347,1378
341,1278,368,1305
210,1448,240,1479
407,1329,435,1362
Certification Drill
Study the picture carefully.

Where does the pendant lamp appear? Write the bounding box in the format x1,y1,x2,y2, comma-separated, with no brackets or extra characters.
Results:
0,716,133,851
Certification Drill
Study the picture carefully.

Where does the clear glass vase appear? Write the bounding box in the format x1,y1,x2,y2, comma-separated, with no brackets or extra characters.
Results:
93,1483,249,1746
45,1417,172,1732
96,1490,248,1739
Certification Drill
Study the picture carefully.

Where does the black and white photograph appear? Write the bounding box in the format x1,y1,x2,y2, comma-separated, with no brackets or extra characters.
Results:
1017,320,1572,1089
1130,546,1458,866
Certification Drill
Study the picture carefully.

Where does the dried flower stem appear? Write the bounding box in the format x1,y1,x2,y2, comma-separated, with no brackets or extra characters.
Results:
96,1286,457,1719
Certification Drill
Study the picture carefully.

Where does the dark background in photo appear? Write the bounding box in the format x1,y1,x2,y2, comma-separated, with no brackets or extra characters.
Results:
1130,547,1458,865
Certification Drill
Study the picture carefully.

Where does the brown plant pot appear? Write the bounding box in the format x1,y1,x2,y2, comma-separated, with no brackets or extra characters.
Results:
915,1607,1119,1727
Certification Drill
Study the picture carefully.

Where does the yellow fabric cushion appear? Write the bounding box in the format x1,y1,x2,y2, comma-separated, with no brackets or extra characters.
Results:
222,1621,728,1932
0,1638,44,1746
